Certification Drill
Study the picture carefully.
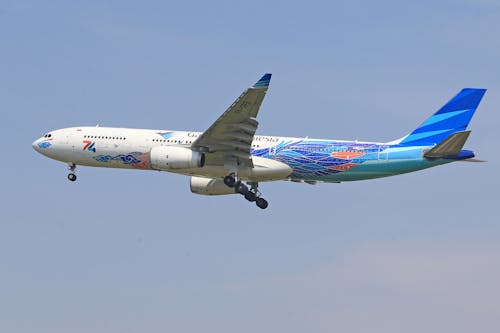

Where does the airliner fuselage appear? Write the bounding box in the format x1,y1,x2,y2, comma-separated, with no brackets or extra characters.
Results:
32,126,450,183
32,74,486,209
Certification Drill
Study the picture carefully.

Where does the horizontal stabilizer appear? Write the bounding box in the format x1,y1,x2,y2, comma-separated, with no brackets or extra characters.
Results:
458,158,487,162
424,131,470,159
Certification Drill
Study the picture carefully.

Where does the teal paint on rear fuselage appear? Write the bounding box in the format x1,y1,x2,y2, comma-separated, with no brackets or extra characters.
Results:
250,87,485,183
325,157,450,182
251,139,451,183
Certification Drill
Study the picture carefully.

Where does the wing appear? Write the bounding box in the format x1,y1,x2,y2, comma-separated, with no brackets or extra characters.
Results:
191,73,271,167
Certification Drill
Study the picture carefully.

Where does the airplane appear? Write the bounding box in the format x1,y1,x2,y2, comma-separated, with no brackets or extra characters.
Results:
32,73,486,209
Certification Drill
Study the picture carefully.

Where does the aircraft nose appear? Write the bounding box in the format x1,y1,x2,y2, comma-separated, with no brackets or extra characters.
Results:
32,139,43,152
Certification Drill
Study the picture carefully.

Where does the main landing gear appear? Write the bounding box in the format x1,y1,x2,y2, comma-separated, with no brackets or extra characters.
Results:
67,163,77,182
223,175,269,209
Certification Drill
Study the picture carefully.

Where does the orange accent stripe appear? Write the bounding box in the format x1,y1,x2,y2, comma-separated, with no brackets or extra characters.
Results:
328,163,358,171
331,151,365,159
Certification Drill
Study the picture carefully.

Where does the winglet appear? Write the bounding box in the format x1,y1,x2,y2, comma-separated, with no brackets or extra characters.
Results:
252,73,272,88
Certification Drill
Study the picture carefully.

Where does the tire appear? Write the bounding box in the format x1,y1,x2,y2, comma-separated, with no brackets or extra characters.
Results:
68,173,77,181
235,182,248,194
256,197,268,209
244,191,257,202
223,175,236,187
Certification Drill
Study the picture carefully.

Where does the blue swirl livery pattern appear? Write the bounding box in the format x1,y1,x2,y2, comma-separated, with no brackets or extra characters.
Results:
252,140,388,181
38,141,52,149
94,152,143,164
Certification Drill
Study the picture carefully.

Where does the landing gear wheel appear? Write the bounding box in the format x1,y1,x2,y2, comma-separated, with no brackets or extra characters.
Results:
235,182,249,194
244,191,257,202
67,163,77,182
256,197,268,209
223,175,236,187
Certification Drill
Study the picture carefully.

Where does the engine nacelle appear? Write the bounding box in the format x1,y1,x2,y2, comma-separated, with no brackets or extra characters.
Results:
150,146,205,170
190,176,236,195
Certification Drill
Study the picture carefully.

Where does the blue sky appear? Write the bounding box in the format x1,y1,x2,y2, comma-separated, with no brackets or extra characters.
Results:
2,1,500,332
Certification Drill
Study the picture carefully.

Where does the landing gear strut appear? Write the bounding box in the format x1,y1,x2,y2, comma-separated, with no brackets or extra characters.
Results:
249,182,268,209
67,163,77,182
224,175,268,209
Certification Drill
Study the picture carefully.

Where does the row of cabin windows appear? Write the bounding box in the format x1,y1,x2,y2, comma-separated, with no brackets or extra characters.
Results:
284,147,369,153
248,146,366,151
77,136,371,153
84,135,126,140
148,139,263,148
152,139,190,144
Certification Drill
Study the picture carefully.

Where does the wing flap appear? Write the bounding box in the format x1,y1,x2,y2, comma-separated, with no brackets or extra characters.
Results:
224,132,254,144
229,118,259,132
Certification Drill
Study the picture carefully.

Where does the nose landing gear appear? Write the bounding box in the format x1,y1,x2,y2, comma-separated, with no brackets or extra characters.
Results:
224,175,269,209
67,163,77,182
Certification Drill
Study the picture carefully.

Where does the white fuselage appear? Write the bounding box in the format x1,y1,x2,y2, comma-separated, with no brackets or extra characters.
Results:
32,126,302,181
32,126,448,184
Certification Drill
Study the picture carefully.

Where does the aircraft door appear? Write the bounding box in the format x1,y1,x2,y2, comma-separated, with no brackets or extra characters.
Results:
378,145,388,160
60,131,71,146
268,145,276,157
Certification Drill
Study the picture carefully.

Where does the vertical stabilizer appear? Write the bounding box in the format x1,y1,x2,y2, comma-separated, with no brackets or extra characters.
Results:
399,88,486,146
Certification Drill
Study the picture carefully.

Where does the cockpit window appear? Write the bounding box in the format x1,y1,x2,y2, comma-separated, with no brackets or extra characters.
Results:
43,133,52,138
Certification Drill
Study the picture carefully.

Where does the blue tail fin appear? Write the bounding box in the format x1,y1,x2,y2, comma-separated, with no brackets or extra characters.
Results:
399,88,486,146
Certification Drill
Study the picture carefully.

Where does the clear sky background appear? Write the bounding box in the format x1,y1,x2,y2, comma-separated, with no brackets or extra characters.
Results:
1,1,499,332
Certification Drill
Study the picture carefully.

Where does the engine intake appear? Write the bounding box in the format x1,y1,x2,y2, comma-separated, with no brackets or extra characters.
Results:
150,146,205,170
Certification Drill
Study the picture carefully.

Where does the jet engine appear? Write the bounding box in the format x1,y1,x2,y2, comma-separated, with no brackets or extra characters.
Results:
190,176,236,195
150,146,205,170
